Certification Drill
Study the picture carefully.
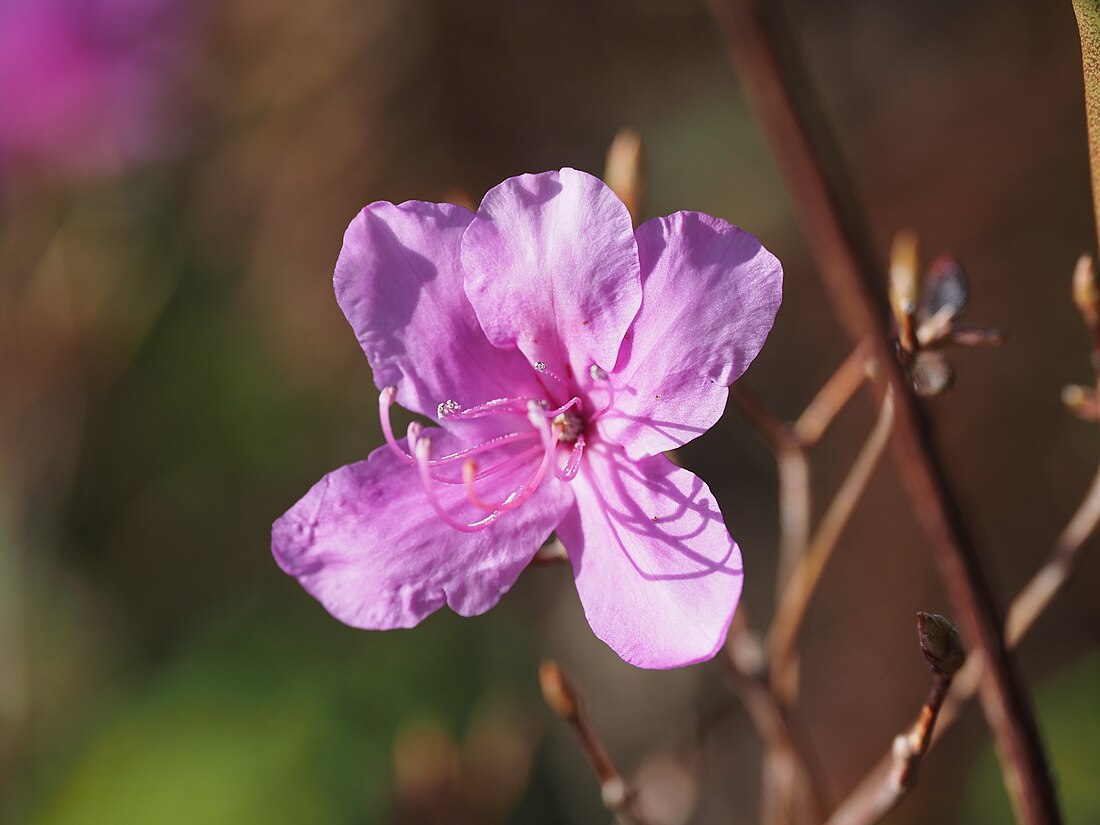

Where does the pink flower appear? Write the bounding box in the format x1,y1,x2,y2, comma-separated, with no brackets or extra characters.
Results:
272,169,782,668
0,0,196,176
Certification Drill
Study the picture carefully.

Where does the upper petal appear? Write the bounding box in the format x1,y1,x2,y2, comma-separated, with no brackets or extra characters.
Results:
599,212,782,458
273,429,574,629
462,169,642,384
335,200,542,420
556,444,743,668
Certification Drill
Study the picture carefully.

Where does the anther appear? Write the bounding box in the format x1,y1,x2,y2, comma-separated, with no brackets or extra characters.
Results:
589,364,608,381
531,360,571,393
437,399,462,419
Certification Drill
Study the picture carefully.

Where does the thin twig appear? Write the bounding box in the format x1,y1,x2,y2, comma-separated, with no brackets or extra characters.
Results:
723,613,827,825
707,2,1061,821
830,256,1100,819
731,386,811,594
826,614,964,825
932,250,1100,735
539,661,652,825
732,343,869,597
793,339,873,446
768,391,895,697
834,455,1100,825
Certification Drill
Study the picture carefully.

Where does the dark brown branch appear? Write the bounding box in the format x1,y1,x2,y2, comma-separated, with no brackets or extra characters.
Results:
842,302,1100,818
539,661,652,825
706,2,1061,822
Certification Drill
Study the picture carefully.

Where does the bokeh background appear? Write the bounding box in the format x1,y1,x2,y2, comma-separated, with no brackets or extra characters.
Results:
2,1,1099,823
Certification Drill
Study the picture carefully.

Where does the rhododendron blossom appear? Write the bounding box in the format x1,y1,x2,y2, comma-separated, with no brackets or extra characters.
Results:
273,168,782,668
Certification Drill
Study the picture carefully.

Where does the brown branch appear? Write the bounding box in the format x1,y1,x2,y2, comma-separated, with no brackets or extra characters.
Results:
723,612,827,825
539,661,652,825
731,386,812,594
793,339,873,446
707,2,1061,821
825,614,964,825
931,460,1100,732
837,394,1100,822
732,342,869,597
768,391,895,698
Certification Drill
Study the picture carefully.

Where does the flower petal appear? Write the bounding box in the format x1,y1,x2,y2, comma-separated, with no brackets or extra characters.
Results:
599,212,782,458
335,200,542,420
462,169,642,384
273,429,574,629
556,444,743,668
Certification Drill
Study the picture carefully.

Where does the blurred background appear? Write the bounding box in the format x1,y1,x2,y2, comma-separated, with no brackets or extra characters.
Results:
1,1,1098,823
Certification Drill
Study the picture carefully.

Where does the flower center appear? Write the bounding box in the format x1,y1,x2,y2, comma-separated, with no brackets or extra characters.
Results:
552,410,584,443
375,359,615,533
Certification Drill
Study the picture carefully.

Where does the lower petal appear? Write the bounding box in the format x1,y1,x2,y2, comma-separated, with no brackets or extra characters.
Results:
273,430,574,629
556,444,743,668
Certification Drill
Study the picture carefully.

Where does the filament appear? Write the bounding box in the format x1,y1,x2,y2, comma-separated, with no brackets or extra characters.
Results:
379,387,538,474
555,435,586,482
414,438,506,532
462,425,561,512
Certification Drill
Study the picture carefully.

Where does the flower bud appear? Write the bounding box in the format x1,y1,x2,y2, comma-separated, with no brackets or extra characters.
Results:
916,611,966,676
604,128,645,224
889,231,920,350
539,660,579,720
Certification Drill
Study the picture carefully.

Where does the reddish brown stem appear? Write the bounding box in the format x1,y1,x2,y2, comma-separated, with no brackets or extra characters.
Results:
707,2,1061,822
826,668,954,825
539,662,651,825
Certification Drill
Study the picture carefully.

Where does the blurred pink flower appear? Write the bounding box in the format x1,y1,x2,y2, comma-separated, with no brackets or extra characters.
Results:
0,0,196,176
273,168,782,668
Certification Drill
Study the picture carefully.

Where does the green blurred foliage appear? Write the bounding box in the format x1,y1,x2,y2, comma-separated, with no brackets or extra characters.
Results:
26,602,539,825
963,652,1100,824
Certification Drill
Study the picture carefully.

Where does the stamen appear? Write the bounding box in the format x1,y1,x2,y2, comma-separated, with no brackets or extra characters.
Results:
379,387,540,476
437,399,462,419
446,396,532,419
532,360,571,392
406,421,423,450
462,425,562,512
555,435,586,482
588,365,618,420
543,396,582,418
526,400,554,447
379,387,417,467
415,438,505,532
432,444,544,486
414,422,540,484
427,431,538,467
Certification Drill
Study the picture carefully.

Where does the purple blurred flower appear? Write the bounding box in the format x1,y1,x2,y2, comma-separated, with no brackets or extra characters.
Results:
0,0,196,176
273,169,782,668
